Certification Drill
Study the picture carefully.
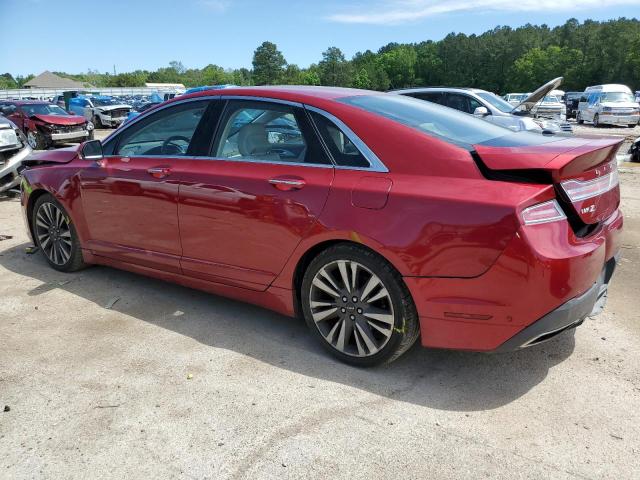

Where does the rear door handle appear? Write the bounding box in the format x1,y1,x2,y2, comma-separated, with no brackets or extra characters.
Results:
269,177,306,191
147,167,171,178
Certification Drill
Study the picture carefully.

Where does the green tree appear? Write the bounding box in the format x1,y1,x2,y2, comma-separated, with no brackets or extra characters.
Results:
318,47,352,87
252,41,286,85
352,68,372,89
377,45,417,88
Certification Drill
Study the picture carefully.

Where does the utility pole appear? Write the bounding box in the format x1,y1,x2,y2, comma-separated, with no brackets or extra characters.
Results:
113,65,116,75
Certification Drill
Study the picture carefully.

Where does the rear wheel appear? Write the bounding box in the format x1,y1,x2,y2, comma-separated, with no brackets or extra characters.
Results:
301,244,419,367
32,194,86,272
577,112,584,125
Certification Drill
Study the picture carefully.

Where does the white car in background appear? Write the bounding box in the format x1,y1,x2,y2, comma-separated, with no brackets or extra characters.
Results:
577,84,640,128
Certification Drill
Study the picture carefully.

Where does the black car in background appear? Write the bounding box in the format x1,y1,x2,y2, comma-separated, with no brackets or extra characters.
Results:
564,91,583,119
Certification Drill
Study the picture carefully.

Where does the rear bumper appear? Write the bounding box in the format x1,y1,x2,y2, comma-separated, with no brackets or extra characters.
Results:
493,255,617,352
406,209,623,351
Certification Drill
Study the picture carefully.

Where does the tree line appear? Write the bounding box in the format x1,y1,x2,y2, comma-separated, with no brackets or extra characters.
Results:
2,18,639,94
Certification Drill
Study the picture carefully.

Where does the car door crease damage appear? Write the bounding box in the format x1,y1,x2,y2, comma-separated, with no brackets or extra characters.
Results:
20,86,623,366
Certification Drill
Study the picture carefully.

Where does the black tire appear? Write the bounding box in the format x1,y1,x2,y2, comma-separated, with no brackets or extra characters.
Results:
301,244,420,367
577,112,584,125
88,129,94,140
93,115,103,129
26,129,48,150
31,194,87,273
593,114,600,127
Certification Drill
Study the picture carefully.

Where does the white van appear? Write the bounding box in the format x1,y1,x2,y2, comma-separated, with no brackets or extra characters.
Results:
577,84,640,127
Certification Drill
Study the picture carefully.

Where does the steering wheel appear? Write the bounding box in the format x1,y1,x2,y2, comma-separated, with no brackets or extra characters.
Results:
161,135,190,155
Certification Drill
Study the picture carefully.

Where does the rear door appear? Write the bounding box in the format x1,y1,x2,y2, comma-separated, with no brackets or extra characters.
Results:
78,99,211,272
175,98,334,290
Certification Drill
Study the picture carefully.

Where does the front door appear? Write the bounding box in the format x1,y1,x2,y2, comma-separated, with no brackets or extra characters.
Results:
175,99,334,290
79,99,210,273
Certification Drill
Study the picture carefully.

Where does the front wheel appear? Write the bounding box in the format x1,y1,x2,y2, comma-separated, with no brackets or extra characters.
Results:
577,112,584,124
32,194,87,272
93,115,103,129
593,114,601,128
301,244,420,367
26,129,48,150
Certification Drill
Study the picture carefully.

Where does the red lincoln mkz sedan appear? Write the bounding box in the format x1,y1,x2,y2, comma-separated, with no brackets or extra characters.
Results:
20,86,622,366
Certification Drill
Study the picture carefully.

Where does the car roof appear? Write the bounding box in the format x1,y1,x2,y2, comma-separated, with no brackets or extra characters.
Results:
178,85,380,104
390,87,491,95
3,100,53,105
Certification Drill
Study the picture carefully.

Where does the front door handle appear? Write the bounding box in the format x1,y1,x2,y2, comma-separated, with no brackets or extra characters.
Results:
147,167,171,179
268,177,306,191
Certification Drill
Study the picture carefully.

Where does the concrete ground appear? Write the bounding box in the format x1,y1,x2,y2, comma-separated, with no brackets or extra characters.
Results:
1,134,639,480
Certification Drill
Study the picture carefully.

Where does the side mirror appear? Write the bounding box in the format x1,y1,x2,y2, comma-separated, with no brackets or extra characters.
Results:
473,106,490,117
80,139,103,160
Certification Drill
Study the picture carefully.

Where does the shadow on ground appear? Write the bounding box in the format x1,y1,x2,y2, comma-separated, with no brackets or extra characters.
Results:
0,242,576,412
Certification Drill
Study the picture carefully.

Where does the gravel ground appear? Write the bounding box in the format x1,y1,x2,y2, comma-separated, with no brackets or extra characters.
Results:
0,150,639,478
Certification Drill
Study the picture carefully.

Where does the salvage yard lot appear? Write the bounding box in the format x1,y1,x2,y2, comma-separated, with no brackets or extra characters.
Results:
0,160,639,478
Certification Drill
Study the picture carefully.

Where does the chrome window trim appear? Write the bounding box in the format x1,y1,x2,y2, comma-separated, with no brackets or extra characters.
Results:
219,95,303,108
304,105,388,173
103,94,388,173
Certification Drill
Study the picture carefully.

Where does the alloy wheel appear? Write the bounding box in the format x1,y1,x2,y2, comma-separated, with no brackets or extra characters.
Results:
27,131,38,149
309,260,395,357
34,202,73,266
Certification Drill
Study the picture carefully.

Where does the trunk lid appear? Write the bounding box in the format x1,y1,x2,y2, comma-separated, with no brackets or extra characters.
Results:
474,135,623,225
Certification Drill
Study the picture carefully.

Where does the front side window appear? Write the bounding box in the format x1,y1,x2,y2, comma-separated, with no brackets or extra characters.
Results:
475,92,514,113
446,93,472,113
213,100,329,165
309,111,369,168
116,100,207,157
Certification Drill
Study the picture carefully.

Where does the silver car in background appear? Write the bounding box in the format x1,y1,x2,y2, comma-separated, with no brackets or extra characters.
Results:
0,115,31,193
393,77,572,134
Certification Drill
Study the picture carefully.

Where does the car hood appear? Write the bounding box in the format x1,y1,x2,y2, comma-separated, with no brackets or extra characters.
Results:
97,104,131,112
23,145,81,165
513,77,563,112
33,114,86,126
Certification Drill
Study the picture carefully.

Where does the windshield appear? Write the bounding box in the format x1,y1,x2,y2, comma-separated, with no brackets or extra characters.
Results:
91,97,119,106
475,92,514,113
601,92,635,103
340,94,514,148
542,95,560,103
21,104,69,116
507,94,526,102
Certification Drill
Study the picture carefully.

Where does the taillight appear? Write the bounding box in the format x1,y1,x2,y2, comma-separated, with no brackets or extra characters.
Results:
560,161,619,202
521,200,566,225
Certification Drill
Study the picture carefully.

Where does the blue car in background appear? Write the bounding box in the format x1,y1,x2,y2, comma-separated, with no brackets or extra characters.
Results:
184,85,235,95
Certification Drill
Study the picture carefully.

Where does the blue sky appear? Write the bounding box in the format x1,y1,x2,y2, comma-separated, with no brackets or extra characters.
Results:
1,0,639,76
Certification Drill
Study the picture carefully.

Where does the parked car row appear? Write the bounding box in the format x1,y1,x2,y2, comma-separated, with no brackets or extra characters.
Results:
517,84,640,128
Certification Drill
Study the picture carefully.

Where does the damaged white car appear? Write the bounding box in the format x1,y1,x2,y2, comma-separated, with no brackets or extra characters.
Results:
0,116,31,194
68,96,132,128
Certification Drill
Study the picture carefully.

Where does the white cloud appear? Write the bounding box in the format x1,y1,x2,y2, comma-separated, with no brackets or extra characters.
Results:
198,0,230,12
327,0,640,24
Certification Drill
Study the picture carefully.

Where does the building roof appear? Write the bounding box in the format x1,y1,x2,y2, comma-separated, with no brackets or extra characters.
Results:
145,82,186,89
23,71,90,89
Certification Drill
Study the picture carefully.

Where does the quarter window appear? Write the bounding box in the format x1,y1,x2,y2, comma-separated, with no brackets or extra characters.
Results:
308,111,369,168
213,100,330,165
115,100,207,157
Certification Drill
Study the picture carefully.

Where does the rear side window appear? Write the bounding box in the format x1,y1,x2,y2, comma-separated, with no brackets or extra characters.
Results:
405,91,446,106
341,94,511,148
308,111,369,168
212,100,330,165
